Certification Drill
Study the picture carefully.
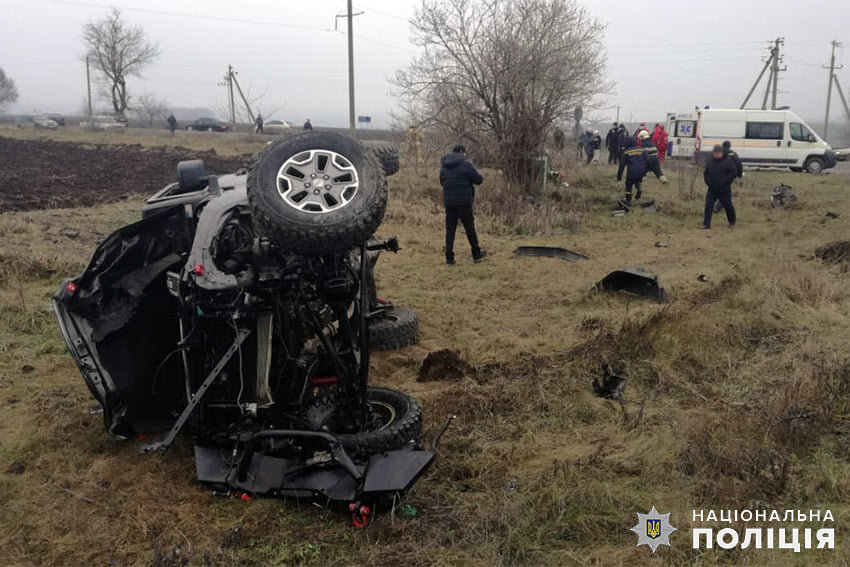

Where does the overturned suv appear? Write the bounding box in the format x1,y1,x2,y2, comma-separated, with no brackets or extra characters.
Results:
53,133,430,520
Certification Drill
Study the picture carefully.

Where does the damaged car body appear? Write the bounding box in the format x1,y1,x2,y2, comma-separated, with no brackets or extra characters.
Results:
53,133,433,521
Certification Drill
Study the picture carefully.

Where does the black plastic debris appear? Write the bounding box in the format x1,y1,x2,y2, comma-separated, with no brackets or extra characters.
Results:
592,365,626,400
825,211,840,219
654,241,669,248
594,268,668,303
513,246,588,262
639,199,659,213
770,184,797,209
697,274,709,282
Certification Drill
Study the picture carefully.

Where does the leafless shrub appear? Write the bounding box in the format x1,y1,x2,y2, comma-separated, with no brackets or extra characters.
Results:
394,0,609,192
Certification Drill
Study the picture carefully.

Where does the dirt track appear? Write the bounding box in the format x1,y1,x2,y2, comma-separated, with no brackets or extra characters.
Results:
0,137,250,212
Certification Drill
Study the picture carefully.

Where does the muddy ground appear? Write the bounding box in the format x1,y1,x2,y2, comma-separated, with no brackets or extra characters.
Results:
0,137,250,212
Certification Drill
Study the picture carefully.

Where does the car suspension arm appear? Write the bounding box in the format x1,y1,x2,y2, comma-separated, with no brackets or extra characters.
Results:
232,429,362,483
142,326,252,455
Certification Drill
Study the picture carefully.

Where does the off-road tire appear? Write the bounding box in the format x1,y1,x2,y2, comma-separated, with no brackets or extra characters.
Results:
362,141,400,177
247,133,387,254
335,387,422,455
369,307,419,351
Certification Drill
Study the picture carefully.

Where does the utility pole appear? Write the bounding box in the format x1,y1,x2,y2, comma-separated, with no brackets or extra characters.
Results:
823,41,843,140
227,65,236,127
740,50,773,109
832,74,850,123
770,38,786,110
346,0,356,133
218,66,237,127
741,38,785,110
229,69,255,125
336,3,363,133
616,105,620,124
85,55,93,118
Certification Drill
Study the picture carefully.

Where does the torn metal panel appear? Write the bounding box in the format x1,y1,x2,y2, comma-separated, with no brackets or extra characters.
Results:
595,268,668,303
513,246,588,262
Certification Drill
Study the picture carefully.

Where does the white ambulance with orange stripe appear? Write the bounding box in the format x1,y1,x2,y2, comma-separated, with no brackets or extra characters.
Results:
695,109,837,173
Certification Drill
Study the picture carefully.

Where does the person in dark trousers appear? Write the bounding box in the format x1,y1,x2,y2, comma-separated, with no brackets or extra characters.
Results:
553,127,565,151
255,114,264,134
605,123,619,164
440,145,486,265
713,140,744,212
166,113,177,135
615,124,630,165
616,137,649,209
593,130,602,163
702,144,738,229
303,118,313,131
723,140,743,178
582,129,596,164
637,130,669,183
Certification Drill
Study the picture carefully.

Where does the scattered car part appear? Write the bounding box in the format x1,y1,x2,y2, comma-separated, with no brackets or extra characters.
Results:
697,274,709,282
512,246,588,262
592,365,626,400
825,211,840,219
361,141,400,177
369,306,419,351
654,241,668,248
639,199,659,213
594,268,668,303
770,183,797,208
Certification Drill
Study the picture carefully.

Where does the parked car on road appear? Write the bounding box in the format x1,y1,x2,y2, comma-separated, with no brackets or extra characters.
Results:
79,115,128,130
34,116,60,129
47,113,65,126
186,117,229,132
263,119,292,134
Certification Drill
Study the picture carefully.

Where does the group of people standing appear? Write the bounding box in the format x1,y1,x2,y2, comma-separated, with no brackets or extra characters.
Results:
605,122,669,166
609,122,669,210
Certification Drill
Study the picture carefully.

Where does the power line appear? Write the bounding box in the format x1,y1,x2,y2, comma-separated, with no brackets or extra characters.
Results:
31,0,333,32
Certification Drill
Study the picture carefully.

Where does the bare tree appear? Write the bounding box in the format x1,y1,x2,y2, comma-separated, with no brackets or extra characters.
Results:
134,93,169,127
394,0,609,191
0,67,19,109
83,8,159,114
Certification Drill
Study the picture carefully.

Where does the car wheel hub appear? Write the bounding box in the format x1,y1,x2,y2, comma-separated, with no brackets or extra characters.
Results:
276,149,359,213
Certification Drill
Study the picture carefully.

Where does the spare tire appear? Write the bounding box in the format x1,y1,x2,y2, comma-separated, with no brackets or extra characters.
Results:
247,133,387,254
335,387,422,456
362,142,400,177
369,307,420,351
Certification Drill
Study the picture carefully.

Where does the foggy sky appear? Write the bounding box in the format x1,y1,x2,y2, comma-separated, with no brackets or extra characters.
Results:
1,0,849,129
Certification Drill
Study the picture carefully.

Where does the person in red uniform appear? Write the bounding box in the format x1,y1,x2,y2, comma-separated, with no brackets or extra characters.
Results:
652,124,668,163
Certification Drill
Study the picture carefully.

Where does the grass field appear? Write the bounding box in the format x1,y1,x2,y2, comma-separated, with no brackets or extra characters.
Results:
2,128,850,566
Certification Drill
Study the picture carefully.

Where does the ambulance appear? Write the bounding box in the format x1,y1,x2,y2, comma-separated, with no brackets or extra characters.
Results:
665,111,698,159
694,108,837,173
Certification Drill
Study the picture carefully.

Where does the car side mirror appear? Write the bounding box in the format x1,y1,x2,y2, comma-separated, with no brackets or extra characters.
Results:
807,135,815,143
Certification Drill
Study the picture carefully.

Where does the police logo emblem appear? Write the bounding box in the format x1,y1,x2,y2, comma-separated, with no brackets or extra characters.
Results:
631,506,676,552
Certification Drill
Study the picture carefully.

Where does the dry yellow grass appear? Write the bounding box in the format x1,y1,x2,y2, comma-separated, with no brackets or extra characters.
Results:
2,133,850,566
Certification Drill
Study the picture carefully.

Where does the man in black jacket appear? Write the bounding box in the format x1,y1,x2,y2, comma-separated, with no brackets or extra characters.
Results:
702,144,738,229
713,140,744,213
440,145,486,264
605,123,619,164
615,124,630,165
